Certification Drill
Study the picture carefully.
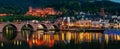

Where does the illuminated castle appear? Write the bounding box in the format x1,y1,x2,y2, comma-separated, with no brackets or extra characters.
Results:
25,6,62,17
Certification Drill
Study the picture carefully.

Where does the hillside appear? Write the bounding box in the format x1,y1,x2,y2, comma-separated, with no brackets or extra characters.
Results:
0,0,120,15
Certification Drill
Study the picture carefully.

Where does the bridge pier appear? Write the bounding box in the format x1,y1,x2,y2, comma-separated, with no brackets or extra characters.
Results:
14,31,25,41
0,32,8,42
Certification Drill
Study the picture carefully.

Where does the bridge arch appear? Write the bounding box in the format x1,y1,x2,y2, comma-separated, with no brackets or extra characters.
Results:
37,24,47,30
49,25,59,30
53,25,59,30
21,24,34,39
2,24,17,40
21,24,34,31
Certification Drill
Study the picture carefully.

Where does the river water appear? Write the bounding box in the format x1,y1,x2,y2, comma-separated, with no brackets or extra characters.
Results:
0,30,120,49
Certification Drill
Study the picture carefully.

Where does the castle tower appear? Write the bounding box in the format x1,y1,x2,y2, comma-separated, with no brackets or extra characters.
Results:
29,6,33,12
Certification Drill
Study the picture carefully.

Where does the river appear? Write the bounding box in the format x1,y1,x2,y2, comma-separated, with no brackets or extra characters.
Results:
0,30,120,49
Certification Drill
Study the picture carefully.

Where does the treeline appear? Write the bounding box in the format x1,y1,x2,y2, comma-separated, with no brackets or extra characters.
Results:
0,0,120,15
0,15,58,22
47,1,120,15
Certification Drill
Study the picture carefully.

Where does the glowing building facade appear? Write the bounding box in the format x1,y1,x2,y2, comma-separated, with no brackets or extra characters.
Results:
25,6,62,17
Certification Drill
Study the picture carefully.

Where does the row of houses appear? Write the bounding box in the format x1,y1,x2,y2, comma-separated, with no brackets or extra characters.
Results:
62,19,120,29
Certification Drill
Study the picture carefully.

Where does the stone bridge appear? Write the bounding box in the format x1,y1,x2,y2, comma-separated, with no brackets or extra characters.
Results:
0,21,61,42
0,21,60,32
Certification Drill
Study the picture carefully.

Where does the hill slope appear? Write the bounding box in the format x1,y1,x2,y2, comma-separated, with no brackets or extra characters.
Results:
0,0,120,15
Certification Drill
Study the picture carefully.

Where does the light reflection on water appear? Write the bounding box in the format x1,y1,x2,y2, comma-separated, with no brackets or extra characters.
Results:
26,30,120,47
1,30,120,49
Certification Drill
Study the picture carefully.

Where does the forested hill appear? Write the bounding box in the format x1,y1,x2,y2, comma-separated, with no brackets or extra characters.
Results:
0,0,120,15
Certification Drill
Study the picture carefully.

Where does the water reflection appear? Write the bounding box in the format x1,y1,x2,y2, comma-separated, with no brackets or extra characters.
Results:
3,24,17,40
21,24,33,39
1,29,120,49
25,30,120,47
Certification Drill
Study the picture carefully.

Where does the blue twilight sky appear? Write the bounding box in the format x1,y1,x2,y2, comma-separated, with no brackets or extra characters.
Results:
111,0,120,3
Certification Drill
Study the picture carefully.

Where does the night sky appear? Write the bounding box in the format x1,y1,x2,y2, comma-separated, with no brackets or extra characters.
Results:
111,0,120,3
